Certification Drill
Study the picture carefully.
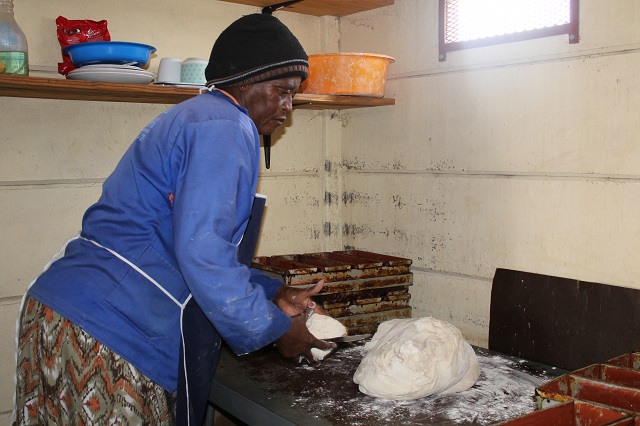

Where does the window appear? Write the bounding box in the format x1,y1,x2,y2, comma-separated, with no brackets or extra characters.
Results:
439,0,579,61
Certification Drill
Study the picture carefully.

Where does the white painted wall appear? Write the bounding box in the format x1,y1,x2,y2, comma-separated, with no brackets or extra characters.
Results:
0,0,338,419
338,0,640,346
2,0,639,421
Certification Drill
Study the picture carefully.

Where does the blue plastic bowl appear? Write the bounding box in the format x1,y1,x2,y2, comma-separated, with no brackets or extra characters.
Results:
63,41,157,67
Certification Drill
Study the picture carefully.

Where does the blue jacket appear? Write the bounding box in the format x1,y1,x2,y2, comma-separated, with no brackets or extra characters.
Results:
28,90,292,392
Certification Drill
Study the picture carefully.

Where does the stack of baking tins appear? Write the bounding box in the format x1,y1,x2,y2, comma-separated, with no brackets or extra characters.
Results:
497,350,640,425
252,250,412,334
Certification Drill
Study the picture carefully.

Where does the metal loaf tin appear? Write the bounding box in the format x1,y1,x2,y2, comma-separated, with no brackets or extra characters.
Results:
252,250,413,334
494,400,632,426
535,351,640,421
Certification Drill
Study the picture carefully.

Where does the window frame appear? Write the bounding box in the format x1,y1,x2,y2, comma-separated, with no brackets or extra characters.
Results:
438,0,580,61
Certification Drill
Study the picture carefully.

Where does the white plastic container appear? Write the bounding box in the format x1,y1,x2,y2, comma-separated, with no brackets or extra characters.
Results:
157,57,182,83
180,57,207,85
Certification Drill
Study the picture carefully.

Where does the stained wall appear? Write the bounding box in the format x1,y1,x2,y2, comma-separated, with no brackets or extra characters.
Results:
338,0,640,345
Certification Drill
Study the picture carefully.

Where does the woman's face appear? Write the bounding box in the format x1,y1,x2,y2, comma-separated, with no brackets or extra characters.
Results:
241,76,302,135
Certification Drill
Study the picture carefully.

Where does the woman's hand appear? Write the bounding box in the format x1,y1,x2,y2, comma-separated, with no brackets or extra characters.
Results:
274,279,328,316
274,313,337,363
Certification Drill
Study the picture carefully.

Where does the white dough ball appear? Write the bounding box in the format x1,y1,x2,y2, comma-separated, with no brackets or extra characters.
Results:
306,313,347,361
353,317,480,400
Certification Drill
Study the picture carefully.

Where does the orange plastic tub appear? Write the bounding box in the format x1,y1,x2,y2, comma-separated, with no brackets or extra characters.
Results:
300,53,394,98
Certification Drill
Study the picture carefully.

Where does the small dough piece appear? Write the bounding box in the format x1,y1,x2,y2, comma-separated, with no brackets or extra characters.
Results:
306,313,347,360
353,317,480,400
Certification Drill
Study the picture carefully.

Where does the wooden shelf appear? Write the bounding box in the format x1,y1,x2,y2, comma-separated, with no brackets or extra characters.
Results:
293,93,394,110
219,0,394,17
0,75,394,109
0,75,195,104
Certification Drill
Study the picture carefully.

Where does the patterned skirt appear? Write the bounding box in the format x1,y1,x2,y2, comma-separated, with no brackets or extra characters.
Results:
12,295,176,425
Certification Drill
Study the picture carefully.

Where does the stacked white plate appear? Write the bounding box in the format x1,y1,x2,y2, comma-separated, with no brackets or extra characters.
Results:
67,64,155,84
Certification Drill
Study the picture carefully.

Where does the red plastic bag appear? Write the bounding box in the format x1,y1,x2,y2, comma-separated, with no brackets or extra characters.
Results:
56,16,110,75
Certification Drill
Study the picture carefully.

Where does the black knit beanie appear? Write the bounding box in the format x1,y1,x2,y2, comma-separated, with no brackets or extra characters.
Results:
205,14,308,88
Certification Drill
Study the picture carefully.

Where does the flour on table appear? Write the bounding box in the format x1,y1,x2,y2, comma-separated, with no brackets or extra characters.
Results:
353,316,480,400
306,313,347,360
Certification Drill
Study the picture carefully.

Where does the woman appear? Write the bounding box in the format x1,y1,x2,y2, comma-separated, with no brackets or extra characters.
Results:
13,13,334,425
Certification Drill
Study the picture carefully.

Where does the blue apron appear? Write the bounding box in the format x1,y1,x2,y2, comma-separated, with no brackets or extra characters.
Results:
84,194,267,426
176,194,266,425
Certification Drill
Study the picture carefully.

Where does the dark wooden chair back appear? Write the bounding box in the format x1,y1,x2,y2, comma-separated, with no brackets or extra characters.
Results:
489,268,640,370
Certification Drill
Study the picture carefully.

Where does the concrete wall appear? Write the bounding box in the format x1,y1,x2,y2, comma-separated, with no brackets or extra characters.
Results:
338,0,640,346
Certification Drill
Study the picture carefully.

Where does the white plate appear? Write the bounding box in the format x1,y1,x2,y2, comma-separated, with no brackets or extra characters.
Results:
71,66,153,76
67,69,155,84
77,64,147,71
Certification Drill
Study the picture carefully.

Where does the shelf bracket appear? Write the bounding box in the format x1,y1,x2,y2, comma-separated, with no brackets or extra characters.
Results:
262,0,304,14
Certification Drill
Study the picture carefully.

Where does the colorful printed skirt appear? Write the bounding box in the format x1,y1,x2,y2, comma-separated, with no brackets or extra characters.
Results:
12,295,176,425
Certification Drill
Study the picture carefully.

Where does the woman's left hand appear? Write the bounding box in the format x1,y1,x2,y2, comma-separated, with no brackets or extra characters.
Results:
274,279,328,317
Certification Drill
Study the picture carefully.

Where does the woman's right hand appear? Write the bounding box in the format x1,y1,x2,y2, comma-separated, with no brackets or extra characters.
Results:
274,314,337,364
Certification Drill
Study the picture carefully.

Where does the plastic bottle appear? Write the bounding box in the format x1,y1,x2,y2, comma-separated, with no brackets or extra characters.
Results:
0,0,28,76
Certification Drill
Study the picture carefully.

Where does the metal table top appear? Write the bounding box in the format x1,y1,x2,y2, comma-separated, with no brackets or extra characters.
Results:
209,343,565,425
